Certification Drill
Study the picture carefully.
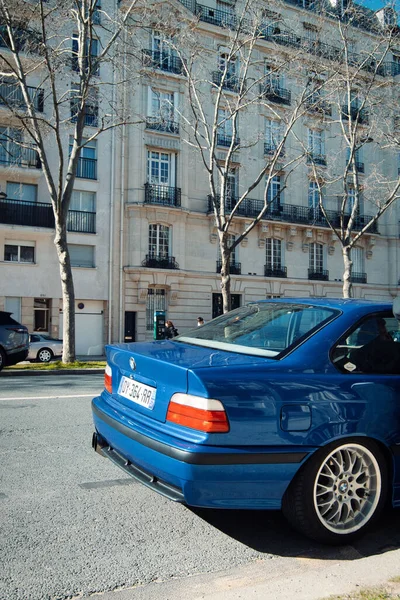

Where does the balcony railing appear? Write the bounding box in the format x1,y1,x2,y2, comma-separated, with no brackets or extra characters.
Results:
305,99,332,116
264,265,287,278
0,145,40,169
207,195,379,233
216,259,241,275
308,268,329,281
0,198,96,233
142,254,179,269
144,183,181,207
217,133,240,148
341,106,369,125
259,84,291,105
212,70,241,92
307,153,327,166
350,271,367,283
0,25,42,54
195,4,237,29
264,142,285,156
71,105,99,127
145,117,179,134
0,82,44,112
141,49,185,75
76,157,97,179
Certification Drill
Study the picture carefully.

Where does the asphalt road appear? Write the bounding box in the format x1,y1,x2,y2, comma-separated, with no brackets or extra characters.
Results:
1,374,400,600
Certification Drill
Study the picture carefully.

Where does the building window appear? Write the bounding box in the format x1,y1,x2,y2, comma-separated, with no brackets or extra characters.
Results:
265,118,283,153
267,175,282,209
308,128,325,163
308,181,321,218
69,136,97,179
149,224,170,259
69,244,95,267
266,238,282,269
309,242,324,272
212,293,241,318
4,241,35,263
265,64,284,90
351,246,364,272
6,182,37,202
70,85,99,127
0,127,39,168
217,233,237,265
34,298,50,331
217,107,235,145
147,150,176,187
146,288,166,330
70,190,96,212
72,34,99,75
219,51,237,78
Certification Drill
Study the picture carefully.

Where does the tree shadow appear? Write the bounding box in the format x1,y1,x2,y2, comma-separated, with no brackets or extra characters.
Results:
189,506,400,559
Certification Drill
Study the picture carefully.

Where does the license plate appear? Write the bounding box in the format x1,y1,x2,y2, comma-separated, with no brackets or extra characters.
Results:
118,376,156,410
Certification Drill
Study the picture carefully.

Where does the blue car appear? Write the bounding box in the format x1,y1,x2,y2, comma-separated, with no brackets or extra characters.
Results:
92,298,400,544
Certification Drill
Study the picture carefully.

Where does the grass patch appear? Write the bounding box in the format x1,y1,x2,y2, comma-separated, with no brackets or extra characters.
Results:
7,360,106,371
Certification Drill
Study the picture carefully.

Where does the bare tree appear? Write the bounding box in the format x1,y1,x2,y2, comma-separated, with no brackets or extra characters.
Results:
296,1,400,297
0,0,142,360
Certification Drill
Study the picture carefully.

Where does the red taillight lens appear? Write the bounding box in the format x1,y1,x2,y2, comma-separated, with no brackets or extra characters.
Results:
104,364,112,393
167,394,229,433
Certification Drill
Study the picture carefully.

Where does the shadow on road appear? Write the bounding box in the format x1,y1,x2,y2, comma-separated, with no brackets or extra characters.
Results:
190,506,400,560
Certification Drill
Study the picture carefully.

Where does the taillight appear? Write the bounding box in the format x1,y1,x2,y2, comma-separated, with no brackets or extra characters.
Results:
167,393,229,433
104,364,112,393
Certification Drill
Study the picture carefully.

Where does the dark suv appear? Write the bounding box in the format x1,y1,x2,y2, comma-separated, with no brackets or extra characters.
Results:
0,311,29,371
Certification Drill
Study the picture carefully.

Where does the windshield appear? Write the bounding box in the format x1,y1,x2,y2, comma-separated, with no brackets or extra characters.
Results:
177,302,338,358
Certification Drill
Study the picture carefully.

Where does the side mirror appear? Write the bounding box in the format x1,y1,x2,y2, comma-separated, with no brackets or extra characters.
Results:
393,297,400,319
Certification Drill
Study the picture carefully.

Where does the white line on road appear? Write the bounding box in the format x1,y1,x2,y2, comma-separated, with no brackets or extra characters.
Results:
0,394,96,401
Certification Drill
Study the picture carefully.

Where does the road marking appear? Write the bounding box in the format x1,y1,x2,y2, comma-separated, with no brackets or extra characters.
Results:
0,394,95,401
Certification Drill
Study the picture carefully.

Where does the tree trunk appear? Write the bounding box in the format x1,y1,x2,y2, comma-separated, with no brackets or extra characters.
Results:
219,239,232,313
342,245,353,299
54,213,76,362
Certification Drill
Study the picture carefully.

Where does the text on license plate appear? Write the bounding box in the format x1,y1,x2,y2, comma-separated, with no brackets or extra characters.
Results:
118,376,156,410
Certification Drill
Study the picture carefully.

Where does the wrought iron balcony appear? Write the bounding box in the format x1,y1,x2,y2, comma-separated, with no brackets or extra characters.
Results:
195,4,237,29
217,133,240,148
76,157,97,179
305,98,332,116
144,183,181,207
145,117,179,134
350,272,367,283
212,71,241,92
259,84,291,105
142,254,179,269
0,82,44,112
0,25,42,54
0,145,40,169
307,153,327,166
141,49,185,75
71,104,99,127
264,142,285,156
308,268,329,281
0,198,96,233
216,259,241,275
264,265,287,278
341,106,369,125
207,195,379,233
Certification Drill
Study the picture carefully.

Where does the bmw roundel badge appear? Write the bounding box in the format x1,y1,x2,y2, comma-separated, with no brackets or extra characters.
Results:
129,357,136,370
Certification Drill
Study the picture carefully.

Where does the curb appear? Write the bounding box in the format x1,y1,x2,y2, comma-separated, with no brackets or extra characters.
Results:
1,368,104,377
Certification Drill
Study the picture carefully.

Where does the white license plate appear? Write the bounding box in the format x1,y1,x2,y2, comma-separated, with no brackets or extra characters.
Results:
118,376,156,410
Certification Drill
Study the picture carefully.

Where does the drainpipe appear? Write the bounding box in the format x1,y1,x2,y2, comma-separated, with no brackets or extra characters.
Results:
118,28,127,342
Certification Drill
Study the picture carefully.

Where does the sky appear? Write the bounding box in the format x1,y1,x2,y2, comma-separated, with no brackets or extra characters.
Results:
358,0,397,10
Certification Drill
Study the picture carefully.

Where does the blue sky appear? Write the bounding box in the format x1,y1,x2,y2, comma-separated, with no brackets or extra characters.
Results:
358,0,396,10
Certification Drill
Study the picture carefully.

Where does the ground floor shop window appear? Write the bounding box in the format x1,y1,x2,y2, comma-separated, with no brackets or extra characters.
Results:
34,298,50,331
146,289,166,330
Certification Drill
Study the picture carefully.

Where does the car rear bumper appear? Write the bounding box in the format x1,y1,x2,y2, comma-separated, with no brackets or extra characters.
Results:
92,396,311,509
6,348,29,366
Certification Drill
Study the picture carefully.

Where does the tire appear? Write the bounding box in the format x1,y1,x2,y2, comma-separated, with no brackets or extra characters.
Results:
0,347,5,371
282,439,388,545
37,348,53,363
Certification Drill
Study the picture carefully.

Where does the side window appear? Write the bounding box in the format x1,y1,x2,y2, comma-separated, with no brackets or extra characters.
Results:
332,315,400,374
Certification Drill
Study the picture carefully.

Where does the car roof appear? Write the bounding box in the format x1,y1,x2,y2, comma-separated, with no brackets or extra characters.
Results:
253,298,392,312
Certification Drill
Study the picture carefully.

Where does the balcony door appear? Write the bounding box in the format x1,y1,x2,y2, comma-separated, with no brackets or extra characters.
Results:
147,151,176,187
6,182,37,203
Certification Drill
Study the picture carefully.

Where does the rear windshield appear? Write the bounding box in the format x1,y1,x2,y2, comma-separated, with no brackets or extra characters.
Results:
0,312,19,326
177,303,338,358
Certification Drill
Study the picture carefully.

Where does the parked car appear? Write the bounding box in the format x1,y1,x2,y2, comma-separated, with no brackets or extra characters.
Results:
28,333,63,362
91,298,400,544
0,311,29,371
